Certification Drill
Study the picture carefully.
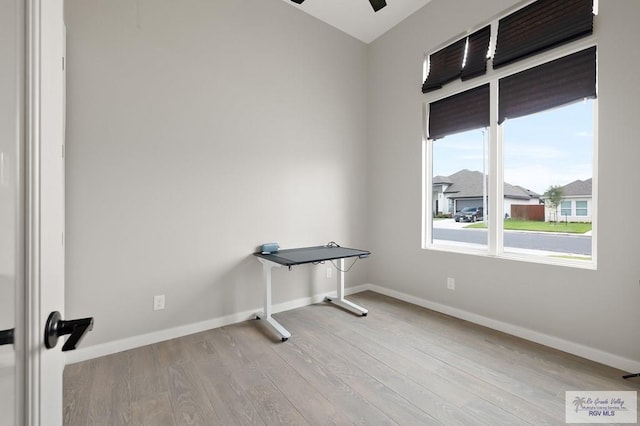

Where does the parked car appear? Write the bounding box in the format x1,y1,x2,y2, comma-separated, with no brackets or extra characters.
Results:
454,206,484,222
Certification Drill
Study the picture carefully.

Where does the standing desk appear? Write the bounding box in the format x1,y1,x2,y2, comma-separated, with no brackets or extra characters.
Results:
253,245,370,341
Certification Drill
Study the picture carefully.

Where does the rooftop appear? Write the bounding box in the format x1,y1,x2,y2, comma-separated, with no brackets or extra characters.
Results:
441,169,539,200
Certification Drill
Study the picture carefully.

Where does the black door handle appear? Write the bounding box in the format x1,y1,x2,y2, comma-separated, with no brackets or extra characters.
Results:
44,311,94,351
0,328,14,346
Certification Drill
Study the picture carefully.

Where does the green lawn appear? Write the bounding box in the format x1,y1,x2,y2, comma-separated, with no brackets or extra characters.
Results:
465,219,591,234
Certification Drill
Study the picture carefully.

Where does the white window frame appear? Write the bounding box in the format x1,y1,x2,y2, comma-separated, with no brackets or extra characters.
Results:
422,19,598,269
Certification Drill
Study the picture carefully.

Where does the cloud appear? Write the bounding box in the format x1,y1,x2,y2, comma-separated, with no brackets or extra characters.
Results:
504,145,567,161
458,154,485,160
435,140,482,152
505,164,591,194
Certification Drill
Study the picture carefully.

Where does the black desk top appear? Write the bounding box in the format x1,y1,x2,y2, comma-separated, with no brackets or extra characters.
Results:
254,245,370,267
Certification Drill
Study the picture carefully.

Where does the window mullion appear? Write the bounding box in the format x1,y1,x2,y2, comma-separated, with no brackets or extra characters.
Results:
590,98,598,265
488,79,502,254
423,139,432,248
423,102,433,248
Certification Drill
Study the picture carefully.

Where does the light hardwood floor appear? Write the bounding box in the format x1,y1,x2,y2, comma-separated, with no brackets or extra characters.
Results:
64,291,640,425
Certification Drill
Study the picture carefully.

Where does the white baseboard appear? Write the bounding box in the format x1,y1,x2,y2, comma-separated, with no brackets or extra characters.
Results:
363,284,640,374
65,286,363,365
66,282,640,374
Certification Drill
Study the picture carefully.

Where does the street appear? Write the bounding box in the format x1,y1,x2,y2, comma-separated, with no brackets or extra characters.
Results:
432,220,592,255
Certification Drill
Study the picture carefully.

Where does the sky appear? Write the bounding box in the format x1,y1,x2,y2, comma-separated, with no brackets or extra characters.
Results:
432,99,594,195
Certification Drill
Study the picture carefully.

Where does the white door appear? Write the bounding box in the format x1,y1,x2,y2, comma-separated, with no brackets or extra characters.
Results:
32,0,67,423
1,1,85,424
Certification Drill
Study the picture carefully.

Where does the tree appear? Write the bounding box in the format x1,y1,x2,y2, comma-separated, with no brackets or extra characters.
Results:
543,185,564,223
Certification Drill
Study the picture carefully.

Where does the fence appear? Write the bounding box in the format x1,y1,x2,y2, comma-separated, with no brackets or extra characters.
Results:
510,204,545,221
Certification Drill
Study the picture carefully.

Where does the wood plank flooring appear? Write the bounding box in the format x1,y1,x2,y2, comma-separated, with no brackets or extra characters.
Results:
64,291,640,425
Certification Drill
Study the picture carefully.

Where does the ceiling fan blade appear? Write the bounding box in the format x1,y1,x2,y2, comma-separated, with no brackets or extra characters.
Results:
369,0,387,12
291,0,385,12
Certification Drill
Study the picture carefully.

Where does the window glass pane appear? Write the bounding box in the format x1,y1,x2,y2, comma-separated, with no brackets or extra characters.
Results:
502,100,593,261
431,128,488,250
576,200,588,216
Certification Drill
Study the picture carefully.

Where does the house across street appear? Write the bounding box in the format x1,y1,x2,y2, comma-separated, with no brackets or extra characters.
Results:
433,169,592,223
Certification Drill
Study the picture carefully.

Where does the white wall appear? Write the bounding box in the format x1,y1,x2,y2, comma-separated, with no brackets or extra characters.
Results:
66,0,640,371
64,0,369,348
0,0,19,334
0,1,20,422
367,0,640,367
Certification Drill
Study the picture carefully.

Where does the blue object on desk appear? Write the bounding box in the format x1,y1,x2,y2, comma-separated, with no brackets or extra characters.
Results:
261,243,280,254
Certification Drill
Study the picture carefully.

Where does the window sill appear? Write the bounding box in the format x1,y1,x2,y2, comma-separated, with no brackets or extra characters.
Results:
424,243,596,270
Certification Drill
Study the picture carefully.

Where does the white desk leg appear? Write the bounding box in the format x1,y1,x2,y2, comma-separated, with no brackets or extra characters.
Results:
324,258,368,316
255,258,291,341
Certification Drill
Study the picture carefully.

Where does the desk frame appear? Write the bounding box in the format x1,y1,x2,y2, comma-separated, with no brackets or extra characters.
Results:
254,248,368,341
322,258,369,316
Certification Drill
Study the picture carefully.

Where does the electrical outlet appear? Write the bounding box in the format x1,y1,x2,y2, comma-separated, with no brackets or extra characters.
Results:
326,267,332,279
153,294,165,310
447,277,455,290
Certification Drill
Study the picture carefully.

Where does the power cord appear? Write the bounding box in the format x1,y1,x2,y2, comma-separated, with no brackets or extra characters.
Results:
325,241,359,272
330,257,358,273
312,242,340,264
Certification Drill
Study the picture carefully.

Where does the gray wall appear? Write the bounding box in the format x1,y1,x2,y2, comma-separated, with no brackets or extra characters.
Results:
1,1,20,423
367,0,640,364
0,0,19,333
66,0,640,368
64,0,369,346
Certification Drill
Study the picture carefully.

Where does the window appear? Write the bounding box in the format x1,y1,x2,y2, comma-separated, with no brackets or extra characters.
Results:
423,0,597,267
502,98,594,261
431,128,489,250
576,200,588,216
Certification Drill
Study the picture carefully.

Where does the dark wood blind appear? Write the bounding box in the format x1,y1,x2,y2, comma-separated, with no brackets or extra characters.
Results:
428,84,490,140
422,38,466,93
493,0,593,69
498,47,596,124
461,26,491,81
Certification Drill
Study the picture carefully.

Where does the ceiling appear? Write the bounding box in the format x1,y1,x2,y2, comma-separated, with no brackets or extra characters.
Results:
281,0,431,44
